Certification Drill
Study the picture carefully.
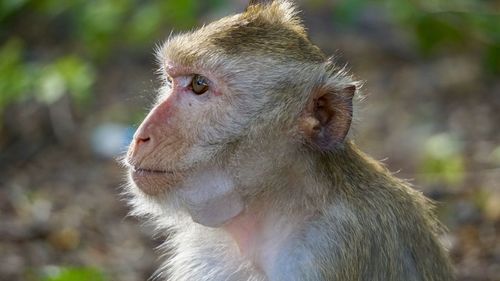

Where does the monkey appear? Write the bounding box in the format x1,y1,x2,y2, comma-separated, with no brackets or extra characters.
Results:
123,1,454,280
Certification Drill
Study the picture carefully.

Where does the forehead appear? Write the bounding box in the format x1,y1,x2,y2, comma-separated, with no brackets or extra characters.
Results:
158,9,325,71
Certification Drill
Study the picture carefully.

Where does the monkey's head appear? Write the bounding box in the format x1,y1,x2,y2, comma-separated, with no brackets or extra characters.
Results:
125,0,357,226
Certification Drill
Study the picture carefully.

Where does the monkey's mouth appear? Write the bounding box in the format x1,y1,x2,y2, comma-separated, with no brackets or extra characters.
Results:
129,165,184,196
132,166,174,175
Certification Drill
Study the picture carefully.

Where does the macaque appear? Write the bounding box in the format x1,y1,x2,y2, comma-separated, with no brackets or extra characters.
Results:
124,1,454,280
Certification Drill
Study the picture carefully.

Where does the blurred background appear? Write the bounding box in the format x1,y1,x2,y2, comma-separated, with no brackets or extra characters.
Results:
0,0,499,280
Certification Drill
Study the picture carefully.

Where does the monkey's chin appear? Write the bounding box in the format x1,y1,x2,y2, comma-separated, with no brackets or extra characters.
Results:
130,168,183,196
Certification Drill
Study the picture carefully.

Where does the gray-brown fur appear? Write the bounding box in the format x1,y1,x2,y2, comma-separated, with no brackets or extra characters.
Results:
311,143,453,280
125,1,454,280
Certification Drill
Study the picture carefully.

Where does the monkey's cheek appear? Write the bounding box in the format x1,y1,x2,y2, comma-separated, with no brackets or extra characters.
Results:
130,170,183,196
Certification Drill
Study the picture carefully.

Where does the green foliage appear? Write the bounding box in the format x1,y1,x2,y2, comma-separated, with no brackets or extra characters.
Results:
0,39,31,110
37,56,95,105
0,0,29,20
160,0,197,29
75,0,132,57
41,266,106,281
419,133,465,186
128,2,164,44
0,0,206,113
0,39,95,113
18,0,197,58
413,12,468,54
0,0,497,114
127,0,197,45
332,0,366,25
413,11,500,57
333,0,500,72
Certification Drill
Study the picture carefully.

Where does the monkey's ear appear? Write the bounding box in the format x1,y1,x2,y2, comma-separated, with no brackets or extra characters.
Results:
299,84,356,151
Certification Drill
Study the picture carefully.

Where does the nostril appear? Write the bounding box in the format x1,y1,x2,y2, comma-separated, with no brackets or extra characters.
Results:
133,124,153,148
133,134,151,148
137,136,151,144
129,135,151,160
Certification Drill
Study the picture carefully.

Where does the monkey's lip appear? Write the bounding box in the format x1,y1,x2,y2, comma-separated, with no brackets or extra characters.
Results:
129,166,184,196
132,166,174,175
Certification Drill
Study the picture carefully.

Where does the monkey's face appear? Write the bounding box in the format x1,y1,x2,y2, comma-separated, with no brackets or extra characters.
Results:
125,7,315,197
125,1,356,209
125,64,242,196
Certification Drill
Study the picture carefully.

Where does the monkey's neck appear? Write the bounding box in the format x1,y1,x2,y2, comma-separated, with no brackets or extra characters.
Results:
224,141,392,257
318,141,392,190
224,211,259,255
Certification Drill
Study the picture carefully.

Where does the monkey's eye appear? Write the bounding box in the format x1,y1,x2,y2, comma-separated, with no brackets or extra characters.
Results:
166,76,173,86
190,74,209,95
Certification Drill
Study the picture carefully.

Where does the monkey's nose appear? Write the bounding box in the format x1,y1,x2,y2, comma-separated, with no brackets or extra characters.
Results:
133,124,153,145
129,133,152,161
136,136,151,144
133,126,152,149
133,135,152,153
130,121,157,159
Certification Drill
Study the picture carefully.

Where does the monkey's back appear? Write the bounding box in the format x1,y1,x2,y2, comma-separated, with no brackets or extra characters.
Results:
315,145,454,281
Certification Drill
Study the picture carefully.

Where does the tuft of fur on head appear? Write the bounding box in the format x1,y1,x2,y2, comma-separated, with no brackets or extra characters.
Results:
157,0,324,75
244,0,304,34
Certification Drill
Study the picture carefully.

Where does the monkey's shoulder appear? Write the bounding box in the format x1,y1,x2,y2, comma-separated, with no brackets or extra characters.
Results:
313,182,453,281
333,178,440,235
